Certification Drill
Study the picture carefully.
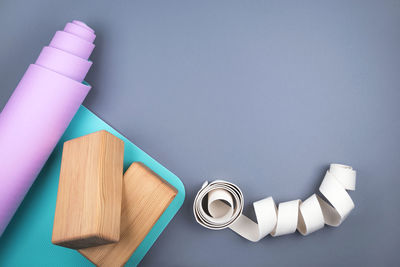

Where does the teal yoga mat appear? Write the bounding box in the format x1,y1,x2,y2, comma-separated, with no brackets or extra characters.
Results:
0,106,185,266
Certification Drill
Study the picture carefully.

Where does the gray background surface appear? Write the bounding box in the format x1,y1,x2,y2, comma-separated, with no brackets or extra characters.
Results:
1,0,399,266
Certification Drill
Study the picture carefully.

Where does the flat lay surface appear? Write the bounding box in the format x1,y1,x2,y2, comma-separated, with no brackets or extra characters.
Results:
0,0,399,266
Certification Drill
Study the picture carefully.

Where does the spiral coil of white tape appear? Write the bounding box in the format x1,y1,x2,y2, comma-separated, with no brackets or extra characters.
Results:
193,164,356,240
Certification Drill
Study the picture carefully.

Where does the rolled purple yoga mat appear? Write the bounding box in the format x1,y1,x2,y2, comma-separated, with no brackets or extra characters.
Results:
0,20,96,236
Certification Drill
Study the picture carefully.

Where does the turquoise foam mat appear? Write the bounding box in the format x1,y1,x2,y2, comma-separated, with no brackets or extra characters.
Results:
0,106,185,266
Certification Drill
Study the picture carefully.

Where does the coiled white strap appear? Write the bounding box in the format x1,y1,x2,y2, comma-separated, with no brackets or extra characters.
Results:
193,164,356,240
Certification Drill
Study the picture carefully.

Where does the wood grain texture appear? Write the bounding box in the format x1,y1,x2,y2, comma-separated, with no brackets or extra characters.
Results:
79,162,177,267
52,130,124,249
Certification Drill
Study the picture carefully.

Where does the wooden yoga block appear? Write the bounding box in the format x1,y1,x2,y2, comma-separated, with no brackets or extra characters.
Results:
52,130,124,249
79,162,177,266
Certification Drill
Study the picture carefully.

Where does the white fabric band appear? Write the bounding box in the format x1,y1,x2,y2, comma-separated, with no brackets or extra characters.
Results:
193,164,356,240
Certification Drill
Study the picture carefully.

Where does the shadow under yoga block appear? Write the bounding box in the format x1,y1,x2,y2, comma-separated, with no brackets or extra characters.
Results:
0,106,185,266
52,130,124,249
